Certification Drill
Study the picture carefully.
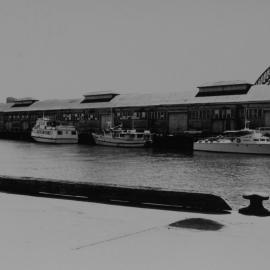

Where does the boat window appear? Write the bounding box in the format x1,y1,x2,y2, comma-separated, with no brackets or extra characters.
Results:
71,131,76,135
254,139,259,141
120,134,125,137
57,131,63,135
137,134,143,138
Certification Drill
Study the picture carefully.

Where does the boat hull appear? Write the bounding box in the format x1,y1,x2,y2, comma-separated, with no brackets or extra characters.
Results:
92,133,149,148
194,142,270,155
31,135,78,144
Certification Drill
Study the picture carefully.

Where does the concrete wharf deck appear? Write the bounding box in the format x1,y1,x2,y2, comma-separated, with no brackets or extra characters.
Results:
0,192,269,270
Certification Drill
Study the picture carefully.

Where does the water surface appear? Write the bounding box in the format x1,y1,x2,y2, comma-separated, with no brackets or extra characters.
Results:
0,139,270,209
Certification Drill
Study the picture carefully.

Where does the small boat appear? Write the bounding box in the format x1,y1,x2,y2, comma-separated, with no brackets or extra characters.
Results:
92,127,152,148
31,117,78,144
194,128,270,154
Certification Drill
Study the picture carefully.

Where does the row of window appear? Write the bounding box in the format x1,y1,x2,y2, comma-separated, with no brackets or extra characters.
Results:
4,108,265,121
35,130,76,135
62,113,100,121
116,111,167,120
5,111,168,121
35,130,53,135
190,108,264,120
241,108,263,120
190,109,232,120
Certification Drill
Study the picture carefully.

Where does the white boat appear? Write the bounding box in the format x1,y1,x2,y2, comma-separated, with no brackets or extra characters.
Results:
194,129,270,154
92,128,152,148
31,117,78,144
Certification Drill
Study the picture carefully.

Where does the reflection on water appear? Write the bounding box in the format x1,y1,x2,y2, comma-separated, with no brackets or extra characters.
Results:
0,139,270,209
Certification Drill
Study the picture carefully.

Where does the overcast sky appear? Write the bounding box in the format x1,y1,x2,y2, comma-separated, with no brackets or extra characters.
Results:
0,0,269,102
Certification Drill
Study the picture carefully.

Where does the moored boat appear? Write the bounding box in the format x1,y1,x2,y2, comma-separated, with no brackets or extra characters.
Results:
194,128,270,154
92,128,152,148
31,117,78,144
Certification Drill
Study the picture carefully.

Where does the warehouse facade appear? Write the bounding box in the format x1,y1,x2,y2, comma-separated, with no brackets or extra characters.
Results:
1,81,270,139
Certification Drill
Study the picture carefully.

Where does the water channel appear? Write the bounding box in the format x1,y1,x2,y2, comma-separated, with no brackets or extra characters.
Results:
0,139,270,209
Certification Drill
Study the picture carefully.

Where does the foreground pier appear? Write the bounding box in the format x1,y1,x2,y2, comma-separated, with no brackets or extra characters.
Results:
0,192,268,270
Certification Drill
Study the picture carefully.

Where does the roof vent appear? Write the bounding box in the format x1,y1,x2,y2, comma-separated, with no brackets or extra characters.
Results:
81,91,119,103
196,81,252,97
6,97,16,103
11,98,39,107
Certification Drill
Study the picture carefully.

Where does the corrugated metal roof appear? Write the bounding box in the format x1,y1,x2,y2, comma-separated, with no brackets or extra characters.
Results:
14,97,38,101
110,91,196,108
0,103,13,111
2,91,196,112
1,85,270,113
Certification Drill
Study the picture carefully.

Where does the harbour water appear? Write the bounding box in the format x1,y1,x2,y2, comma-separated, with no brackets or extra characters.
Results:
0,139,270,209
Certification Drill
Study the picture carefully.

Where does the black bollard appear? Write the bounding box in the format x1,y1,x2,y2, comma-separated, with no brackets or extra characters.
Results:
239,192,270,217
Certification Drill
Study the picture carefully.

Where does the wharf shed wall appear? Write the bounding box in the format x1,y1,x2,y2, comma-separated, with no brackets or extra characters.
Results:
1,85,270,138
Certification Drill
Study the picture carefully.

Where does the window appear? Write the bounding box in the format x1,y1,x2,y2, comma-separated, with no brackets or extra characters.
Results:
57,131,63,135
226,109,231,119
202,111,206,120
258,109,262,119
214,109,220,119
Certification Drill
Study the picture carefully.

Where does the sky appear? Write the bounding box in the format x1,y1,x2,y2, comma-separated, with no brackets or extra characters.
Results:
0,0,270,102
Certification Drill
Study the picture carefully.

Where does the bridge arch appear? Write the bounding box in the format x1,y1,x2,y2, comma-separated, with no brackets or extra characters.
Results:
255,66,270,85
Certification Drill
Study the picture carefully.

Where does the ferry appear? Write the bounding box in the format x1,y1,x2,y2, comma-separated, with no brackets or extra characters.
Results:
194,128,270,154
31,117,78,144
92,127,152,148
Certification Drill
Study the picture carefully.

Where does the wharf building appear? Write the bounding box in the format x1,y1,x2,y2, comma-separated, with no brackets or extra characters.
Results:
1,67,270,140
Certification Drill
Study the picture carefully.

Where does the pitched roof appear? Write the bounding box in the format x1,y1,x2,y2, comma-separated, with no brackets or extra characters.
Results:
1,84,270,113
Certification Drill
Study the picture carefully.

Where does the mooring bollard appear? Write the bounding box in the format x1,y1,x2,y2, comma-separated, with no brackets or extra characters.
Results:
239,192,270,216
